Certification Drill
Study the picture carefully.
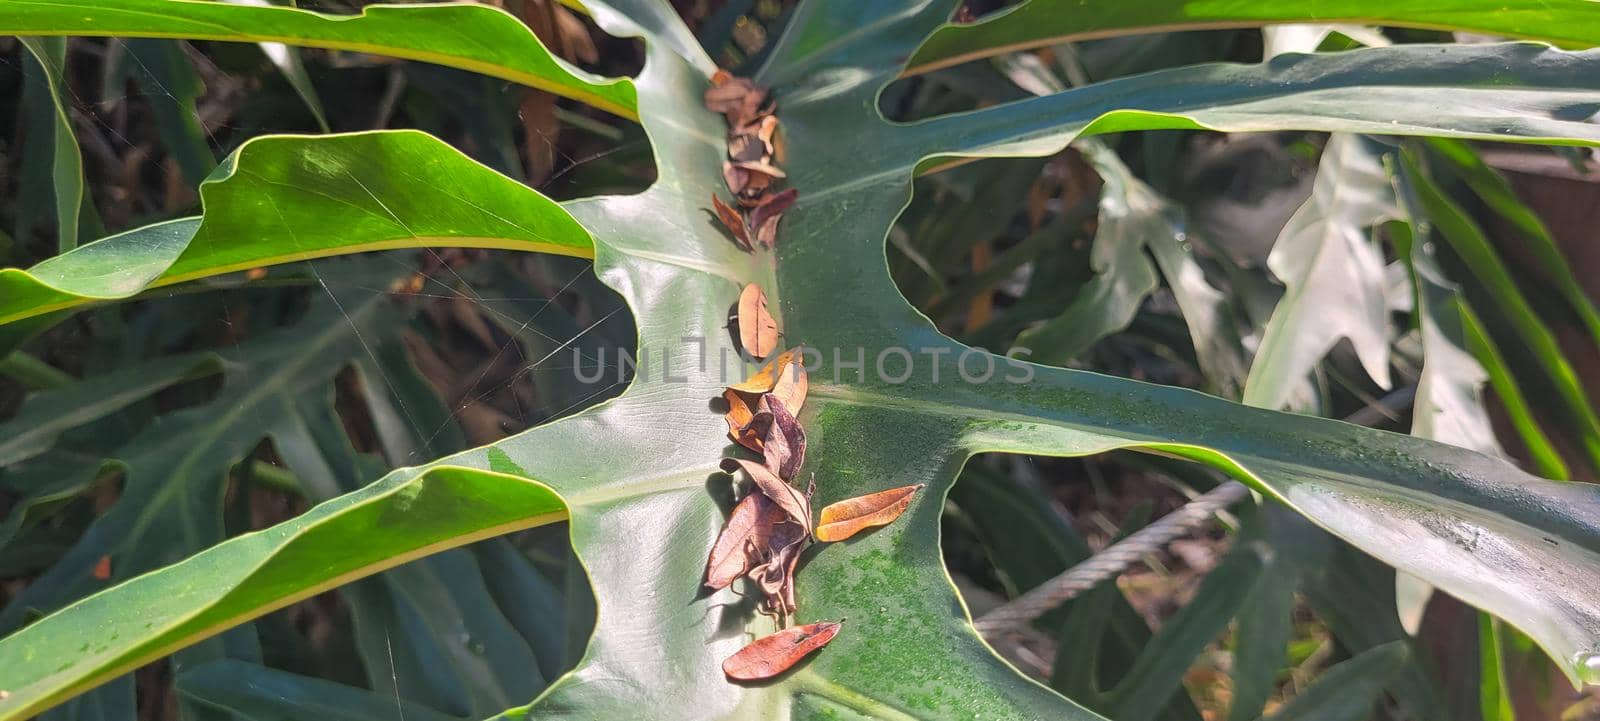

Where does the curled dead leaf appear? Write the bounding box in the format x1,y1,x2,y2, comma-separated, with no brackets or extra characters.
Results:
703,75,769,127
755,115,779,155
751,215,778,250
748,189,800,247
814,484,924,542
748,188,797,249
749,536,804,615
704,76,762,113
750,188,798,229
720,458,811,532
736,283,779,360
723,620,843,681
723,162,750,196
737,171,774,206
723,388,763,452
756,395,806,481
710,194,751,250
770,358,808,413
705,492,800,590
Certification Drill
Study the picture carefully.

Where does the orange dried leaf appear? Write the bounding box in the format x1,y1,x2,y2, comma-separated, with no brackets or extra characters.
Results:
723,621,843,681
814,484,925,542
731,347,804,396
93,555,112,580
755,114,779,154
770,358,808,414
723,389,763,452
736,283,779,360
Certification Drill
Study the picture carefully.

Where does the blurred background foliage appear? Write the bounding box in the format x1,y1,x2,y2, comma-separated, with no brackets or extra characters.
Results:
1,1,1597,719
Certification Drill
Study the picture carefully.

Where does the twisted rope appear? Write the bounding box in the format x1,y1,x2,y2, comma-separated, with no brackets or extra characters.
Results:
973,385,1417,636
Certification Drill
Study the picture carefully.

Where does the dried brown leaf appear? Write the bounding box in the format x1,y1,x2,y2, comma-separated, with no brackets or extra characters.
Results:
749,188,797,249
703,76,758,114
723,388,764,452
722,162,750,195
751,214,779,250
519,89,560,184
552,7,599,63
736,283,779,360
757,395,806,480
710,194,751,250
734,159,787,179
729,348,805,400
719,458,810,532
814,484,924,542
749,188,798,229
770,357,808,414
749,535,803,614
705,492,792,590
722,621,843,681
737,173,774,206
703,75,768,126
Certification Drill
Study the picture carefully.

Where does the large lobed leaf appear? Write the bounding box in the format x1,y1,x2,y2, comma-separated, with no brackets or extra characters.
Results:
0,0,636,118
908,0,1600,74
6,0,1600,719
0,131,594,329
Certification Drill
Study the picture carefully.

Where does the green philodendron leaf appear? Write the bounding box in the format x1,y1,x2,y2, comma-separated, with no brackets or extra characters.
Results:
1259,642,1410,721
1243,134,1396,409
1106,542,1269,721
0,352,220,468
1400,148,1600,472
18,37,87,254
178,660,463,721
0,0,637,119
906,0,1600,75
1016,131,1246,393
125,39,218,187
0,463,566,719
891,42,1600,167
0,131,594,328
1424,137,1600,352
1391,170,1566,478
8,1,1600,719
